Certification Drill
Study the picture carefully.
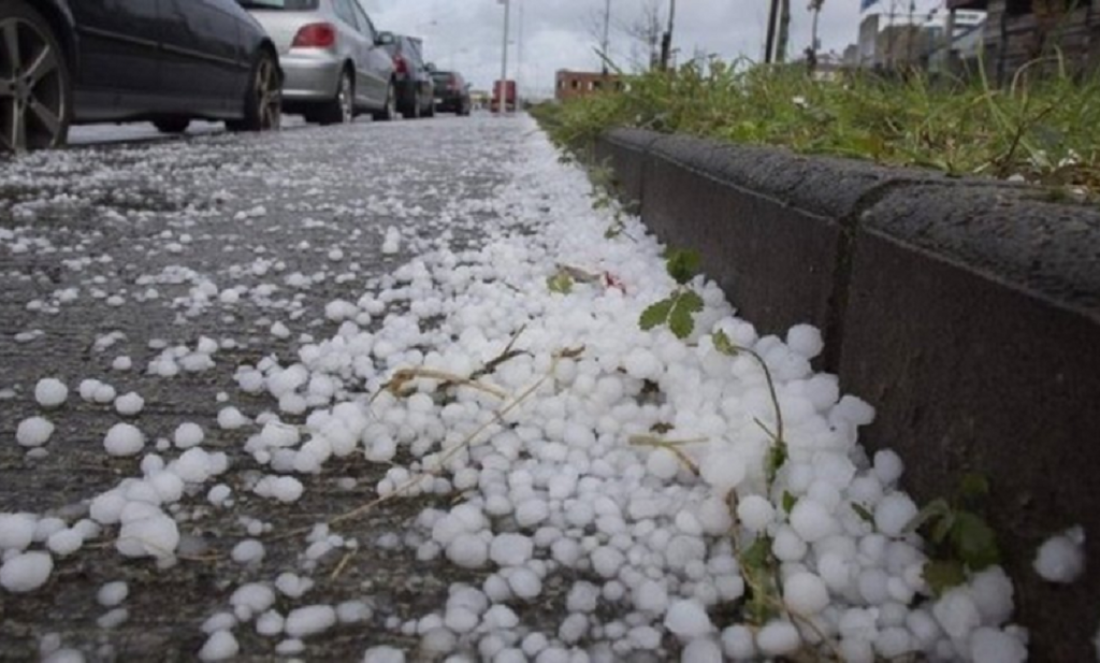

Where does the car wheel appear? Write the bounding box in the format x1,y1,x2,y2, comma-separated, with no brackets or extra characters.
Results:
154,117,190,134
424,98,435,118
0,0,72,153
319,70,353,125
227,49,280,132
372,81,396,122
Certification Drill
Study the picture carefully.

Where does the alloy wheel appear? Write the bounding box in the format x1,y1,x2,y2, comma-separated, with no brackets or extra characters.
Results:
0,15,66,152
256,55,281,130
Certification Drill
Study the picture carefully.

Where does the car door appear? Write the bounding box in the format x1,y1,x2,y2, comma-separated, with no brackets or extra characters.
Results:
160,0,247,114
68,0,164,114
348,0,390,106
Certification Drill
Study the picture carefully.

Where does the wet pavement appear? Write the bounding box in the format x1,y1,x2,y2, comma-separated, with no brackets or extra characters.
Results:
0,114,544,661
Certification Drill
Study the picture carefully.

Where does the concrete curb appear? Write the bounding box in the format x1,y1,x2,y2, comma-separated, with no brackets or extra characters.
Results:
595,128,1100,661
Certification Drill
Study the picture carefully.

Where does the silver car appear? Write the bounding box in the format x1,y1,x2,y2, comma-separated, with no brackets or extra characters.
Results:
239,0,395,124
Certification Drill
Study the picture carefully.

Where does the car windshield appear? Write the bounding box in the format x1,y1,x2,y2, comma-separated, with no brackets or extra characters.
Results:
237,0,319,9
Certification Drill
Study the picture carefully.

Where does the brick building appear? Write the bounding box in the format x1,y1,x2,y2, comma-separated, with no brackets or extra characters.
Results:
948,0,1100,81
555,70,622,102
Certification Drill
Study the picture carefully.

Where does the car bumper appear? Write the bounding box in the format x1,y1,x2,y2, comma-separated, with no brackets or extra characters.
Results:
279,53,342,103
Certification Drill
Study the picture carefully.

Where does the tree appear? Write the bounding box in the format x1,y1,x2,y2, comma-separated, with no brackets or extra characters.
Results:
616,0,663,71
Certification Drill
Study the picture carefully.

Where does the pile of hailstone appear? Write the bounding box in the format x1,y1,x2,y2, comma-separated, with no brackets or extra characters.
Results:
1,119,1051,662
213,125,1027,662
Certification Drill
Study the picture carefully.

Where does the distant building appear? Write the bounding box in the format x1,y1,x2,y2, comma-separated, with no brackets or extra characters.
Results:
947,0,1100,81
469,90,491,110
555,71,622,102
858,9,984,68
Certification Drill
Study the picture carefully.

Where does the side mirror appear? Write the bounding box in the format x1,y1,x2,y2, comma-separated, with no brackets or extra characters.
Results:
376,31,395,46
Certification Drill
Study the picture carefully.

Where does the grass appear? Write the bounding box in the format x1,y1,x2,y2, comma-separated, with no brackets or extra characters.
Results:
531,57,1100,198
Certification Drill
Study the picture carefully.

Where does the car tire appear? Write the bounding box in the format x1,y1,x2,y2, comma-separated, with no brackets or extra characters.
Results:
372,81,396,122
319,69,353,125
154,117,191,134
227,49,281,132
424,98,435,118
0,0,72,153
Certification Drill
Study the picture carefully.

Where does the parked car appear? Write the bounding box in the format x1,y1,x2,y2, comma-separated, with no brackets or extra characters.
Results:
377,32,433,119
0,0,282,153
240,0,395,124
430,70,471,116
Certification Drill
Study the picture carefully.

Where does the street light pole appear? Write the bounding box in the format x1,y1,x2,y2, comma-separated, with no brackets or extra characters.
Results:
499,0,511,115
601,0,612,74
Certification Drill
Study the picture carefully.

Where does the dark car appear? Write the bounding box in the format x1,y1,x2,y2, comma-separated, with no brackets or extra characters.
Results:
378,32,433,119
0,0,282,153
430,69,471,116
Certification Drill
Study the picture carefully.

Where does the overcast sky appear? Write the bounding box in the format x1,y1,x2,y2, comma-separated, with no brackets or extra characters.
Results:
363,0,949,96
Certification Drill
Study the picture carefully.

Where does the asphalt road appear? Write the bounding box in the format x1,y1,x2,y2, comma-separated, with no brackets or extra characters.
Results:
0,114,558,661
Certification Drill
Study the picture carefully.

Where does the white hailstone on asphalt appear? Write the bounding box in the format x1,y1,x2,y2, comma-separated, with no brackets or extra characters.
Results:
112,356,132,372
270,322,291,339
231,539,265,565
721,625,757,660
783,572,830,615
173,422,205,449
786,324,824,359
103,423,145,457
275,573,314,598
35,378,68,408
663,599,713,639
0,514,36,551
97,607,129,629
0,551,54,593
932,589,981,640
682,638,723,663
16,417,54,448
46,529,83,557
872,450,905,485
42,649,84,663
116,511,179,560
507,568,542,599
737,495,775,532
231,583,276,621
756,620,802,657
874,493,919,538
635,580,670,614
362,646,405,663
381,227,401,255
490,533,534,567
970,627,1027,663
198,630,239,662
789,498,838,543
699,448,746,496
97,581,129,607
253,475,304,503
1033,525,1086,584
217,407,248,430
645,447,681,480
285,605,337,638
114,392,145,416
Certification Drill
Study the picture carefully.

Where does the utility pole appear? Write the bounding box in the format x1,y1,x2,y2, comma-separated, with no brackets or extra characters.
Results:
517,0,524,109
765,0,780,63
498,0,510,114
601,0,612,74
659,0,676,69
